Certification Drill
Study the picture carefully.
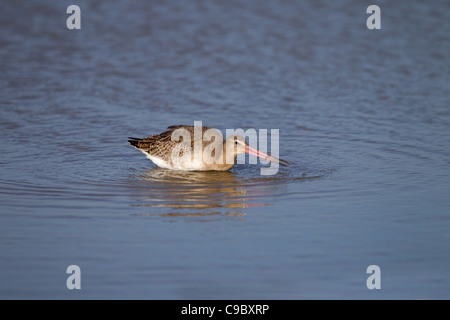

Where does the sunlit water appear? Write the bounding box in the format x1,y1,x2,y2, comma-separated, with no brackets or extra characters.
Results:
1,0,449,299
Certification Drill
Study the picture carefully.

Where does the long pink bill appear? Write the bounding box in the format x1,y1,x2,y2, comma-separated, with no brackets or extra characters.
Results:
245,145,290,167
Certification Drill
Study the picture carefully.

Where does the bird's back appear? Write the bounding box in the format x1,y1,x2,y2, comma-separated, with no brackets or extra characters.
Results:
128,125,221,162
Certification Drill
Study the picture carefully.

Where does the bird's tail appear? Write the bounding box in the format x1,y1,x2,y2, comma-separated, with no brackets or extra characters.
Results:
128,137,144,148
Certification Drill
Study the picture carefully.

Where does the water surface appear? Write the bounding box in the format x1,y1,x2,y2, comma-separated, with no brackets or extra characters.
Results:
0,0,449,299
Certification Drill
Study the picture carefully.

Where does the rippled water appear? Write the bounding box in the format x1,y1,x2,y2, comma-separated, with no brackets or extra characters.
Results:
1,0,449,299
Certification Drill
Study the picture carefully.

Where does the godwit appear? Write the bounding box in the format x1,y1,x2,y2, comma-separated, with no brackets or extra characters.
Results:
128,125,289,171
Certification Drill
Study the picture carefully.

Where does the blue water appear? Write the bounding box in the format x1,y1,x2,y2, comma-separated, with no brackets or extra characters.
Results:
0,0,449,299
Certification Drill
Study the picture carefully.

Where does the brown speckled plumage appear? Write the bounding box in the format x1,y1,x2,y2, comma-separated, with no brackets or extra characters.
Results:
128,125,220,162
128,125,289,171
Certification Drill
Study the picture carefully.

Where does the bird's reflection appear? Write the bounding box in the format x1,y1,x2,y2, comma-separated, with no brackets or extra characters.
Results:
131,168,268,220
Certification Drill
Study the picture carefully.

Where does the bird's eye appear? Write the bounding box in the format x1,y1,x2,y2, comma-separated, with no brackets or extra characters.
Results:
235,141,238,145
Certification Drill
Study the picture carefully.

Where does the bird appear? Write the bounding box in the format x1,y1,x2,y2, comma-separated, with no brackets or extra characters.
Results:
128,125,289,171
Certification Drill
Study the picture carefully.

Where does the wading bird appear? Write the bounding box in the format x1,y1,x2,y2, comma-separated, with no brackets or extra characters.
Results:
128,125,289,171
